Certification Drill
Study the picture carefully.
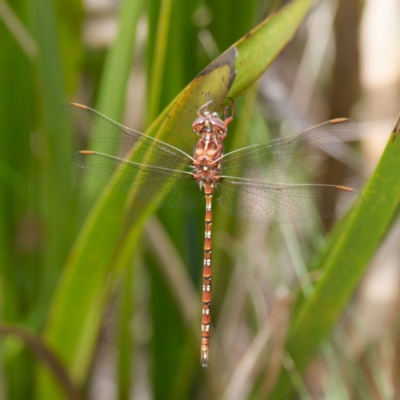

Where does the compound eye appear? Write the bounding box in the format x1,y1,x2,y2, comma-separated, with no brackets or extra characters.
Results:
209,117,226,135
211,112,219,118
192,116,206,134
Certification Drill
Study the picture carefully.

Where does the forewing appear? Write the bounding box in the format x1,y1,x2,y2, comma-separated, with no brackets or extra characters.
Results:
217,176,363,224
74,151,204,210
65,103,193,171
220,119,359,179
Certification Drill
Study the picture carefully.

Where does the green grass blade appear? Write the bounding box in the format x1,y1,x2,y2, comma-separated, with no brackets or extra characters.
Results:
146,0,173,123
30,0,76,317
79,0,144,208
96,0,144,120
116,266,134,400
206,0,258,51
0,2,36,398
269,126,400,399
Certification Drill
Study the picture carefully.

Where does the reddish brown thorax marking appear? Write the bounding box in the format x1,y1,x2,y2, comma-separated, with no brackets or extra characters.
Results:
192,102,232,186
193,100,234,367
191,98,234,196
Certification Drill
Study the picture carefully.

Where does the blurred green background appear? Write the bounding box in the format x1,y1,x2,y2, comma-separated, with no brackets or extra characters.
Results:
1,0,400,399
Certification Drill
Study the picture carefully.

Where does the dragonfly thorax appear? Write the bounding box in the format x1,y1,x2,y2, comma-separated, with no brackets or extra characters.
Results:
192,111,227,138
191,104,230,186
192,134,223,184
192,151,222,184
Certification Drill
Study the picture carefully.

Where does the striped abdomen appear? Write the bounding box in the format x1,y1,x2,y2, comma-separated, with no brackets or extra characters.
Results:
200,182,214,367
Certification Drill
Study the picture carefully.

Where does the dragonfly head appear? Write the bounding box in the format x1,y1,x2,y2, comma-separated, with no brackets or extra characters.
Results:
192,111,227,138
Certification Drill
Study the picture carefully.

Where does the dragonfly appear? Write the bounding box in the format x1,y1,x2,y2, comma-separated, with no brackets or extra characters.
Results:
65,100,362,367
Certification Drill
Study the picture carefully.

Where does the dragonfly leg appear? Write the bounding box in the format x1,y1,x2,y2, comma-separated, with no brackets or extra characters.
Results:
197,99,215,116
221,97,235,126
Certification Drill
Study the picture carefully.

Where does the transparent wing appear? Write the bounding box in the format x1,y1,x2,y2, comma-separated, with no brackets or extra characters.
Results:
220,119,359,179
74,151,204,210
217,176,363,224
65,103,193,171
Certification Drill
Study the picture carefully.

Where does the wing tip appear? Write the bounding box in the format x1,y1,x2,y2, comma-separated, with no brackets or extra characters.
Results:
335,185,353,192
330,118,350,124
71,103,88,109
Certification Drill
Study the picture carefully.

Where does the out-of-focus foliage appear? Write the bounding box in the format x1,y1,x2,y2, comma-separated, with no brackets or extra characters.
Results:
1,0,400,399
